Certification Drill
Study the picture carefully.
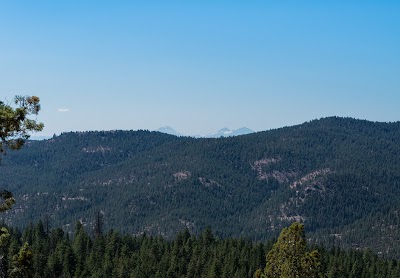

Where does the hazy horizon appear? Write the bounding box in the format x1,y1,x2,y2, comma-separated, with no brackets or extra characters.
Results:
26,116,400,139
1,1,399,136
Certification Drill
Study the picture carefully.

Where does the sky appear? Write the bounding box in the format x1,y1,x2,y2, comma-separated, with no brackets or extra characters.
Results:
1,1,399,136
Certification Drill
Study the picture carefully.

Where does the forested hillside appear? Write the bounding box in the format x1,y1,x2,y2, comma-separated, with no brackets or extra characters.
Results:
1,117,400,257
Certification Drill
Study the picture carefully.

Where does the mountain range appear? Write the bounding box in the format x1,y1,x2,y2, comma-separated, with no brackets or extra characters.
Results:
156,126,254,137
1,117,400,258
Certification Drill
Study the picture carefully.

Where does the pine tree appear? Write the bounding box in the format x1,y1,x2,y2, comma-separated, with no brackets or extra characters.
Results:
256,222,323,278
0,96,43,275
8,243,33,278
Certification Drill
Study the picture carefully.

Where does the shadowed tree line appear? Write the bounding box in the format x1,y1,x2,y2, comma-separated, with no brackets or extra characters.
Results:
0,222,398,278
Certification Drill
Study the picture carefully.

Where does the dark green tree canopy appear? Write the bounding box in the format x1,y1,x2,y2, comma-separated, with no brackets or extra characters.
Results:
256,222,322,278
0,95,43,268
0,95,44,154
0,94,44,227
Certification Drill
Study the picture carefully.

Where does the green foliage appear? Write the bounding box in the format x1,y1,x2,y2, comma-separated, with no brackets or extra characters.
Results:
260,222,322,278
1,117,400,256
8,242,33,278
0,95,43,154
0,223,397,277
0,190,15,213
0,227,11,248
0,95,43,277
0,95,43,236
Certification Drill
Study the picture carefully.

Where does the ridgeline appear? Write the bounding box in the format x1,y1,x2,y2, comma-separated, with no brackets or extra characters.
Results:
1,117,400,258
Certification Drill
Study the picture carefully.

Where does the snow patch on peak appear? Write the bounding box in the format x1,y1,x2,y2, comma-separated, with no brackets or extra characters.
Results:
206,127,254,138
157,126,182,136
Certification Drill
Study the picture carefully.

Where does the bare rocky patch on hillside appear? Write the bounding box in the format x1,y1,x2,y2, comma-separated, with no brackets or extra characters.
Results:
251,157,297,183
173,171,191,181
198,177,221,188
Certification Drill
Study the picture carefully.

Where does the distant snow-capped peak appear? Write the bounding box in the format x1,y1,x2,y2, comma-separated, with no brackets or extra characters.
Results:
156,126,254,137
157,126,182,136
206,127,254,138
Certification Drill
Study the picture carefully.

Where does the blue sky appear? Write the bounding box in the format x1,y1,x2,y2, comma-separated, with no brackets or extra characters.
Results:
1,1,399,136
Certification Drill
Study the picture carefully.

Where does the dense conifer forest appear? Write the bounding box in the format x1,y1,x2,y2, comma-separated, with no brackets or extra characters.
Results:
1,117,400,258
0,222,399,278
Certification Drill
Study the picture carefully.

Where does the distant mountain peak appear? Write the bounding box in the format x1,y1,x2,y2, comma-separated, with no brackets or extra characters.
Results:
156,126,182,136
235,127,253,132
206,127,254,138
156,126,254,138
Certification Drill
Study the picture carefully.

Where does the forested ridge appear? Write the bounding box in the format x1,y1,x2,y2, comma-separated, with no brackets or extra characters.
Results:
1,117,400,257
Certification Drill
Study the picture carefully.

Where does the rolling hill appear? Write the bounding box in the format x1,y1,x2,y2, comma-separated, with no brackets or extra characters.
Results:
1,117,400,257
